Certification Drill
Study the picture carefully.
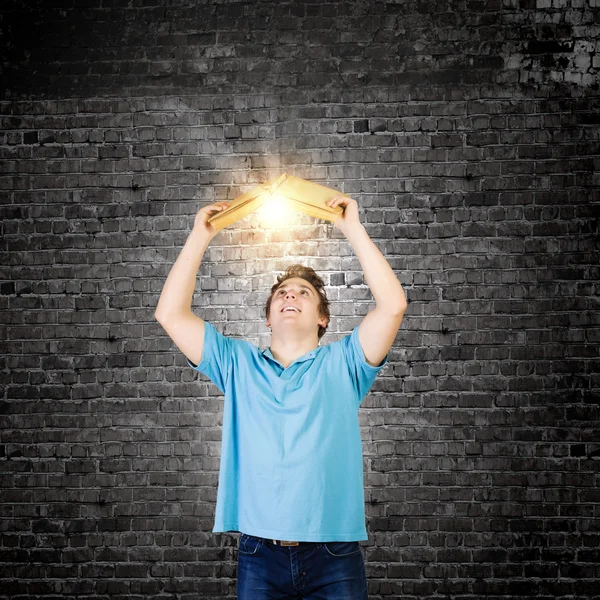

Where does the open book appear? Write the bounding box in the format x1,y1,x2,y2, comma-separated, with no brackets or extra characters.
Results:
207,173,346,232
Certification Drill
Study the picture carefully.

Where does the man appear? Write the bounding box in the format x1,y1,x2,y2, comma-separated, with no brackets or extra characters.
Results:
155,194,407,599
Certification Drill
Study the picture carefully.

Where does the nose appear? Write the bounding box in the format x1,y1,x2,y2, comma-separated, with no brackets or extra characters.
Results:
285,290,296,299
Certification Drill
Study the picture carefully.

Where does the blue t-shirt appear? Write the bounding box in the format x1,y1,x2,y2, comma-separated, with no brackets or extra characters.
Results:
187,321,388,542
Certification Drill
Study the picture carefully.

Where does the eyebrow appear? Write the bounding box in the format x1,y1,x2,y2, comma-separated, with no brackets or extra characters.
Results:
277,284,313,293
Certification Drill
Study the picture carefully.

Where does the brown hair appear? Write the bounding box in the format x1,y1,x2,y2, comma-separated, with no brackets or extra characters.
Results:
265,264,330,340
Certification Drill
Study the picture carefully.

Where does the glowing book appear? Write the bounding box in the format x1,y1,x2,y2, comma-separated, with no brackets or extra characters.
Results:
207,173,345,232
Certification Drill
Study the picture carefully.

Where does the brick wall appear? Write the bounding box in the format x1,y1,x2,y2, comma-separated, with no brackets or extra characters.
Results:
1,0,599,598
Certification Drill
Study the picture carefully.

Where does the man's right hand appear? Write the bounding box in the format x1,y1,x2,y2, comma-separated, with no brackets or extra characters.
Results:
193,202,231,239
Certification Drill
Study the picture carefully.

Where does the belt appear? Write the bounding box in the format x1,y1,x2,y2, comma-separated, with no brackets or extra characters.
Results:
272,539,300,546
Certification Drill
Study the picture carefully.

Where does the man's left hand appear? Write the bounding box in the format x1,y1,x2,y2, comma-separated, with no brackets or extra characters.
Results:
326,195,362,235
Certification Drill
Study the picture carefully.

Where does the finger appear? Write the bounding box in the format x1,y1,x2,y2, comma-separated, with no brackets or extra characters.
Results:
205,205,226,214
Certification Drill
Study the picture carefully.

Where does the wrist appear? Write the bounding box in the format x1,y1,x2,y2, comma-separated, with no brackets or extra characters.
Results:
191,227,213,240
339,221,365,239
190,227,214,247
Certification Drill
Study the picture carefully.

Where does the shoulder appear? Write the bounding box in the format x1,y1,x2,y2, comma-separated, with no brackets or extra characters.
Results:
203,322,261,360
318,329,354,355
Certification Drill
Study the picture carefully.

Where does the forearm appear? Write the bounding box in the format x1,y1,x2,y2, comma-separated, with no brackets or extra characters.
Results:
343,223,407,312
154,228,212,321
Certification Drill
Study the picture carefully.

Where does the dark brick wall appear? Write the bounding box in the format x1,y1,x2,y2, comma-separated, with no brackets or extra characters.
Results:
1,0,599,598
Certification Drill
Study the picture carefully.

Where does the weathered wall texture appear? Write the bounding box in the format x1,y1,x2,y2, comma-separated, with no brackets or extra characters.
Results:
1,0,599,598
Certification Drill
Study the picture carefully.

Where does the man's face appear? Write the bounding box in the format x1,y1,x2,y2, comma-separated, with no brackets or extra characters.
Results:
266,277,328,335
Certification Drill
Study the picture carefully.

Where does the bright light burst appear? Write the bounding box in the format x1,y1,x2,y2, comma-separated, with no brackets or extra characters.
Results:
257,192,296,228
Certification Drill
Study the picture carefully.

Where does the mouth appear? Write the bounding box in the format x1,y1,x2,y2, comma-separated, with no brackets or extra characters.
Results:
281,306,301,313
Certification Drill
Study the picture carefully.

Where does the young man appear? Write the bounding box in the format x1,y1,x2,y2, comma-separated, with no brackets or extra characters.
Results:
155,195,407,600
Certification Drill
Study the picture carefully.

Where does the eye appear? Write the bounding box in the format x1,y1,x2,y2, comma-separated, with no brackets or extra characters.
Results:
301,290,308,295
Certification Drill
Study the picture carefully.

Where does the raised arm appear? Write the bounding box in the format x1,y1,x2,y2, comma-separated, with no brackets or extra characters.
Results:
326,195,408,367
154,202,230,366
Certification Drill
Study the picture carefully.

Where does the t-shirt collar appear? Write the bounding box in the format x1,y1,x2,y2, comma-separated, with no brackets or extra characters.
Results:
262,344,322,367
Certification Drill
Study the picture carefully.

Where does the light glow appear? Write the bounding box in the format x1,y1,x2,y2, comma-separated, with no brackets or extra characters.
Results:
258,192,296,228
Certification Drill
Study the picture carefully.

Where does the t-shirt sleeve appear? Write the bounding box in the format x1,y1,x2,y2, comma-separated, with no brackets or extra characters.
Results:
186,321,233,394
341,324,389,404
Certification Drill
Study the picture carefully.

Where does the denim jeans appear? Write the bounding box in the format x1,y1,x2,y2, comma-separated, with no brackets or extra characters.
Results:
237,533,369,600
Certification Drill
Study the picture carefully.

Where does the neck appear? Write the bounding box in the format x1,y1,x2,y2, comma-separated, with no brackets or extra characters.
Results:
268,331,319,367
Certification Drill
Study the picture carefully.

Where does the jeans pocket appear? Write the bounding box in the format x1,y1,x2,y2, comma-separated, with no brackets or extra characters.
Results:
238,533,263,556
322,541,362,557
